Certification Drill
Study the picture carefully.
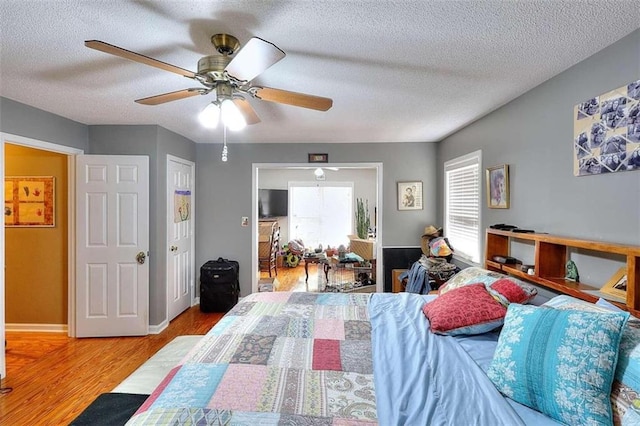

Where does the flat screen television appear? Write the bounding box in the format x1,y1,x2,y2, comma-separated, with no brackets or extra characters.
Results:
258,189,288,218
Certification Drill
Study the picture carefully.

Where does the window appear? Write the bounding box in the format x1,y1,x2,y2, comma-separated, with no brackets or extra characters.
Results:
288,182,353,249
444,150,481,263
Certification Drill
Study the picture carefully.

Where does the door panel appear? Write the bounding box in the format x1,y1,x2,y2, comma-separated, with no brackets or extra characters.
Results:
76,155,149,337
167,156,194,321
167,156,195,321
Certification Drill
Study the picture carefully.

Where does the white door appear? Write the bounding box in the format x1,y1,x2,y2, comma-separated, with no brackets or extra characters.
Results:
76,155,149,337
167,156,194,322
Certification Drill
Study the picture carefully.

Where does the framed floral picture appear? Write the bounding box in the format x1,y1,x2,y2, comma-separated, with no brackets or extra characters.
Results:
486,164,509,209
5,176,55,227
397,181,423,210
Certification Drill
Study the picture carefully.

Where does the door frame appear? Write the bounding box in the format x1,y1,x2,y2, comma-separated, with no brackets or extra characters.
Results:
251,162,384,293
0,132,83,377
165,154,196,322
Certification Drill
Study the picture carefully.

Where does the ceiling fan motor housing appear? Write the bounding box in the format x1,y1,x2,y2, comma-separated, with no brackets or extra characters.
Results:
197,55,231,80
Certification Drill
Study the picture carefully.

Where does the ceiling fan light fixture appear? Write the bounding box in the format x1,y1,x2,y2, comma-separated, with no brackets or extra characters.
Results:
198,102,220,128
314,167,325,177
220,98,246,131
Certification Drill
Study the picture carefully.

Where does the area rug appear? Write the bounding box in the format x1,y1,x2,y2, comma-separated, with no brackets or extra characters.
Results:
68,392,149,426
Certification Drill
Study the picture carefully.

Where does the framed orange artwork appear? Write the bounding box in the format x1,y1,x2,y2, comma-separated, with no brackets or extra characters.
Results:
4,176,55,227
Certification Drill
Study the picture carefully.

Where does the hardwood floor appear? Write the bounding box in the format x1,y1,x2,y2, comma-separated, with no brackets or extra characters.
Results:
1,306,223,425
261,262,324,292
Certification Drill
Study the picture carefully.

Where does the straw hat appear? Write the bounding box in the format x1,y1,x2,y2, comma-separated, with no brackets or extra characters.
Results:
421,225,442,255
421,225,440,238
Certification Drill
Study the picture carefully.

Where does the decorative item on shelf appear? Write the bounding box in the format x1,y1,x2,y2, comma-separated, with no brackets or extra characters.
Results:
565,260,580,282
519,264,534,273
493,255,518,264
601,267,628,300
486,164,509,209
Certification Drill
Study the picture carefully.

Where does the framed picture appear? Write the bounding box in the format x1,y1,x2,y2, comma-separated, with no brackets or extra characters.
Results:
397,181,423,210
5,176,55,227
308,153,328,163
486,164,509,209
601,267,627,300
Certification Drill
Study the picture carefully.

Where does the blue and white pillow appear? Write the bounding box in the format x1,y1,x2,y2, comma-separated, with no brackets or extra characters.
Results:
488,304,629,425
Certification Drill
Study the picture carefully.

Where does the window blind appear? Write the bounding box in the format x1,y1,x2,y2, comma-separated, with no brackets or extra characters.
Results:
444,151,481,263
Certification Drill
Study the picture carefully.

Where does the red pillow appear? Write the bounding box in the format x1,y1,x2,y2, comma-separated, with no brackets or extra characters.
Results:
490,278,532,304
422,283,507,336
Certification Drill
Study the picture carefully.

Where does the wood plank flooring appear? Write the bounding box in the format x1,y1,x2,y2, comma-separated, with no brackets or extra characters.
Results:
261,262,323,292
1,306,223,425
0,265,311,425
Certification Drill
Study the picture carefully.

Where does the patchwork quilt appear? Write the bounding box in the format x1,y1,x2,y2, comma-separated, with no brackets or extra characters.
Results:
126,292,378,425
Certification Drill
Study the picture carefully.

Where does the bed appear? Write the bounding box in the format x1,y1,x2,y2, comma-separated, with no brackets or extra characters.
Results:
126,267,640,426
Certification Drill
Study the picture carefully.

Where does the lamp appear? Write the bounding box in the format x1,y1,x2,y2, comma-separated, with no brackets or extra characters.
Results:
198,99,246,131
198,83,247,131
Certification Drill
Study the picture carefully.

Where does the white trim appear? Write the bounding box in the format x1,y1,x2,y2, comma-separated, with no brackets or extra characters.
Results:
0,132,84,378
5,323,68,333
0,133,83,155
251,162,384,293
149,320,168,335
165,154,196,323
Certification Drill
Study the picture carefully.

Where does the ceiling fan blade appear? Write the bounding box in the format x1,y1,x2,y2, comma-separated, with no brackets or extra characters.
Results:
85,40,196,78
254,87,333,111
233,98,261,125
224,37,285,82
135,88,205,105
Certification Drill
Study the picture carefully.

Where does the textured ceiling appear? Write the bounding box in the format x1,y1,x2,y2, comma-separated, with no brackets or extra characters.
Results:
0,1,638,144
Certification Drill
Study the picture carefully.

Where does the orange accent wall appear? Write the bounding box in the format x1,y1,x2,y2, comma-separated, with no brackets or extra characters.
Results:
5,144,68,325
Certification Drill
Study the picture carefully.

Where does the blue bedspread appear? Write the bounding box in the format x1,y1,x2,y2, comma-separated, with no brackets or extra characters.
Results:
369,292,527,426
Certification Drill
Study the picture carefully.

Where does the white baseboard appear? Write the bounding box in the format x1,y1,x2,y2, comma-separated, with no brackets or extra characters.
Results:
6,323,68,333
149,320,168,335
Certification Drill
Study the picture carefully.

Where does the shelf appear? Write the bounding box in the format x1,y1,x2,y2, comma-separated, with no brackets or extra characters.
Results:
485,229,640,313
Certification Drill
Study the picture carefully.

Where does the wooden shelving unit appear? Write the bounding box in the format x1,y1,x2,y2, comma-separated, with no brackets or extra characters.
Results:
485,229,640,315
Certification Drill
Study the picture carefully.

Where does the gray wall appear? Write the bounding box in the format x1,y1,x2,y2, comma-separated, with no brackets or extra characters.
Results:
438,29,640,283
0,97,88,151
196,142,438,296
89,125,196,325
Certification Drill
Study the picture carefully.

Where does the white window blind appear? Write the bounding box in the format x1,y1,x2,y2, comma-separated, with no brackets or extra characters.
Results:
444,150,481,263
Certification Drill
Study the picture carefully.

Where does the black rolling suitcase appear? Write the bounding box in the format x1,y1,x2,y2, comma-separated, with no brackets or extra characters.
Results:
200,257,240,312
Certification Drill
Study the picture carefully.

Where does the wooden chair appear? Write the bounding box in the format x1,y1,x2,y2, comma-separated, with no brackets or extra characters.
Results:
259,221,279,277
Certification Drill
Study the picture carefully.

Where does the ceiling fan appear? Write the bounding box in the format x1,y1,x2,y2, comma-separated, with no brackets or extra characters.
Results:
84,34,333,128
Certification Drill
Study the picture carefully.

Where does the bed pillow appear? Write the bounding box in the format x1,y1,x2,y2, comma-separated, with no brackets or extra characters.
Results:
544,295,640,424
488,303,629,426
439,267,538,304
489,278,536,305
422,283,507,336
438,267,503,294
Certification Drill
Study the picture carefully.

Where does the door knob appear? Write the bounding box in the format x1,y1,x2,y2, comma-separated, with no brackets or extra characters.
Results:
136,251,146,265
170,245,178,252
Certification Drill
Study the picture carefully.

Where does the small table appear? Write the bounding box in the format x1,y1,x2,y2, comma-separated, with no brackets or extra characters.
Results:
303,255,329,282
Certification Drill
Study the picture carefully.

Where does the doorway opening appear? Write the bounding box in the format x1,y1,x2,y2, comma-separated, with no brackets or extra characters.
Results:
0,132,83,378
252,163,383,294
